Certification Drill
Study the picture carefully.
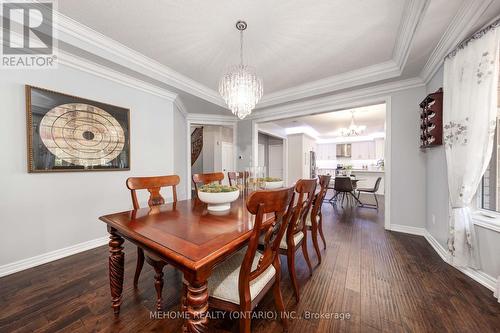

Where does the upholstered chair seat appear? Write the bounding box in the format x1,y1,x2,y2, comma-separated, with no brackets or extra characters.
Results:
208,248,276,304
279,230,305,249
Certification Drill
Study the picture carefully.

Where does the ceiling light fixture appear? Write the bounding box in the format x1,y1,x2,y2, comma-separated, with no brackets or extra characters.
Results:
339,111,366,136
219,20,263,120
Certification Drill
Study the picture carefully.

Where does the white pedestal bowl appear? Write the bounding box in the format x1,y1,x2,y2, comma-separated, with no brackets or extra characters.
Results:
197,190,240,212
264,181,284,189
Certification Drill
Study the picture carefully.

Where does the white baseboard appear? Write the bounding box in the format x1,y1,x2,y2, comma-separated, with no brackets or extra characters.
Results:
390,224,425,236
0,236,108,278
423,229,450,262
422,229,497,292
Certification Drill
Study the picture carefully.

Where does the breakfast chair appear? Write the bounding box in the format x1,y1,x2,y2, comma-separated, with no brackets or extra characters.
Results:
357,177,382,210
192,172,225,195
306,175,331,264
126,175,180,310
279,178,317,303
331,177,361,208
228,171,249,186
206,187,295,333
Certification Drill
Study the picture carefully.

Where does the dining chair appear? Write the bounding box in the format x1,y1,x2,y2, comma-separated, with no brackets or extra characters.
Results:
279,178,317,303
126,175,180,310
206,187,295,333
330,177,361,208
357,177,382,210
192,172,225,194
228,171,249,186
306,175,331,264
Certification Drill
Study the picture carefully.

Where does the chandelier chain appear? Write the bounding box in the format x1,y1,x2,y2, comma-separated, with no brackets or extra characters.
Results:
240,30,244,65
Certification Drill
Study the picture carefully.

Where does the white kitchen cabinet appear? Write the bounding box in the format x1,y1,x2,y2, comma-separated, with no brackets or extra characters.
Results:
317,143,336,160
375,138,385,160
351,141,375,160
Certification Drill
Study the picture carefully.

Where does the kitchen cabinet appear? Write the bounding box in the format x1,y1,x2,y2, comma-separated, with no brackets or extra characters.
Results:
317,143,336,160
351,141,375,160
375,138,385,160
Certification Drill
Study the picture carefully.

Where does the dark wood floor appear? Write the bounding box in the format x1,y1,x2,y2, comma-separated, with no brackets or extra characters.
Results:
2,195,500,333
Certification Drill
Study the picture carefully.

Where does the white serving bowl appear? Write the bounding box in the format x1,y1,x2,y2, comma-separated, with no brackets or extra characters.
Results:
264,181,284,189
197,189,240,212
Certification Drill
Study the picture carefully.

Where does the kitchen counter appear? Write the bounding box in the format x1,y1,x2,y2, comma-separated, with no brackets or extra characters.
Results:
351,169,384,173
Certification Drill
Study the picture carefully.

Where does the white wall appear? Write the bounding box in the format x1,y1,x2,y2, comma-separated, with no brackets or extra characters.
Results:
0,64,175,268
425,65,500,281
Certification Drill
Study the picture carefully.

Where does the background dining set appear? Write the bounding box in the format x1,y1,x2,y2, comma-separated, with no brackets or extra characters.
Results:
99,171,332,333
326,175,382,210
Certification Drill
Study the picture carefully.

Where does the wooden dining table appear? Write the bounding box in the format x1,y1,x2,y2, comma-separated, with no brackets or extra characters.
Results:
99,193,277,332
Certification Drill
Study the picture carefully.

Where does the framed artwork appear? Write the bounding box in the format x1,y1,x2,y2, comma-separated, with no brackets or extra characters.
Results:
26,85,130,172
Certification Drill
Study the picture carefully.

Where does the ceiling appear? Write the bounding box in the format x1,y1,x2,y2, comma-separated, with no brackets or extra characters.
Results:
55,0,500,110
269,103,386,139
58,0,404,93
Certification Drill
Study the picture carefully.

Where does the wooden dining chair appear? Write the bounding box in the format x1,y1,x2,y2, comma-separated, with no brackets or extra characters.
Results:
228,171,249,186
126,175,180,310
206,187,295,333
192,172,225,194
306,175,331,264
279,178,317,303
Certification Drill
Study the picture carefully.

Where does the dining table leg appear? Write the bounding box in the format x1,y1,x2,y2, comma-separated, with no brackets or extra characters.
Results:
182,275,209,333
108,227,125,318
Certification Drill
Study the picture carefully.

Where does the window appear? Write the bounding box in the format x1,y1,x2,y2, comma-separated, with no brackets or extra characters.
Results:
480,116,500,212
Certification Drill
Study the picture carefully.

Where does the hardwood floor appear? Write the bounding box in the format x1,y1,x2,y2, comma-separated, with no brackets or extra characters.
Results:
1,196,500,332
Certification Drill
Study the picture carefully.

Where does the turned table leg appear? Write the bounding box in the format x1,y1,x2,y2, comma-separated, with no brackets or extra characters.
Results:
182,277,209,333
108,228,125,318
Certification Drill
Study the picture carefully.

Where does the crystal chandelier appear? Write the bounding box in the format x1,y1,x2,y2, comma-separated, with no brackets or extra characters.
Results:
219,20,263,119
340,111,366,136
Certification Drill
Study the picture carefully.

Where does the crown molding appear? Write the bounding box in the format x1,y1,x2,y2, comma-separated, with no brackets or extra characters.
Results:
256,0,429,109
58,51,178,101
53,11,226,107
419,0,493,83
45,1,430,111
250,77,425,122
173,97,188,117
186,113,238,125
256,60,401,109
393,0,430,69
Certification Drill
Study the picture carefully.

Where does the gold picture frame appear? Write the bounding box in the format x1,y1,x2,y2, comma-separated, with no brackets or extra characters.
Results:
26,85,131,173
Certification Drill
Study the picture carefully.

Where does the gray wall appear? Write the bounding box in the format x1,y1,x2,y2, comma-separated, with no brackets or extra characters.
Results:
237,119,254,170
390,86,427,228
425,65,500,279
0,64,175,267
173,105,188,200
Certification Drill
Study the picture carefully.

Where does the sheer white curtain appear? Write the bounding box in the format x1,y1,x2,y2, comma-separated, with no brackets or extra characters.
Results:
443,26,499,270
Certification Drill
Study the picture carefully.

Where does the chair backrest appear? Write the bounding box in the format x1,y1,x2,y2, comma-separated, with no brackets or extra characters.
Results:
192,172,225,192
373,177,382,192
239,187,295,298
126,175,180,209
334,177,353,192
310,175,331,217
287,179,317,241
228,171,249,186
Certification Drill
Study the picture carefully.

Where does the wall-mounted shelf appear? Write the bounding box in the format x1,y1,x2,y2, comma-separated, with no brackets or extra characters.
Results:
419,88,443,148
